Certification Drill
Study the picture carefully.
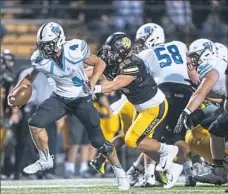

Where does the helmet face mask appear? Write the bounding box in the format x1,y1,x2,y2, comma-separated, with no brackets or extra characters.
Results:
188,39,216,70
187,52,201,71
37,37,59,59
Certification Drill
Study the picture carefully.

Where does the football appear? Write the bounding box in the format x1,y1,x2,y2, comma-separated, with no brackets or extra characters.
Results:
11,84,32,107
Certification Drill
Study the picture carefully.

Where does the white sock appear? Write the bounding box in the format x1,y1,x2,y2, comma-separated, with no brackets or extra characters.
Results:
183,161,193,177
145,163,155,176
38,149,51,161
158,143,168,154
64,162,75,173
133,162,144,172
80,162,88,173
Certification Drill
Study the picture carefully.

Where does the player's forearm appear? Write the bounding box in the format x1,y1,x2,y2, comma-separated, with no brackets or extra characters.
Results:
90,59,106,85
101,81,120,93
12,70,38,93
186,92,207,113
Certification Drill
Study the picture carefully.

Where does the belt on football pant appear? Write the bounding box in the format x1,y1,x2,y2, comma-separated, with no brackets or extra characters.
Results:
55,93,77,101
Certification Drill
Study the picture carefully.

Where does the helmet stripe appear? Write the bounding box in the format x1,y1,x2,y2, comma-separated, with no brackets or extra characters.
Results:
39,23,48,40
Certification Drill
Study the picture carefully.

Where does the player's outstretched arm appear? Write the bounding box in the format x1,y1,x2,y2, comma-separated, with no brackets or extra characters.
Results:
84,54,106,87
100,75,135,93
186,70,218,113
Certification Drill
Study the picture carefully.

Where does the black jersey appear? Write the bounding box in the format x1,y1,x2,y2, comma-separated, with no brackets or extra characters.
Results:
104,54,158,105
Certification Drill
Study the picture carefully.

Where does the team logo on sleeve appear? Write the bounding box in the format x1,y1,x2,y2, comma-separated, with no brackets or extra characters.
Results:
122,37,131,49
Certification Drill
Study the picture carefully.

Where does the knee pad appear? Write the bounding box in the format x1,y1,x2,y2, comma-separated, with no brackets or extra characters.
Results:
209,120,226,137
90,130,106,149
98,141,114,156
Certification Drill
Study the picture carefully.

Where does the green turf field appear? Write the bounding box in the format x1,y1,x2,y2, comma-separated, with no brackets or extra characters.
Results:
1,178,226,194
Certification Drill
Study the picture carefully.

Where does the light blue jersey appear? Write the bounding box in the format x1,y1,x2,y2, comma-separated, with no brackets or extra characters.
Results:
137,41,189,85
31,39,90,98
197,57,227,97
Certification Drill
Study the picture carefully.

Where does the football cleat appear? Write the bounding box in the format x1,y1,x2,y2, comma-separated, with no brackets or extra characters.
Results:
89,157,105,175
144,174,156,187
133,173,145,187
23,157,53,174
156,145,179,172
112,165,130,191
126,165,143,186
155,171,168,185
164,163,183,189
193,166,227,185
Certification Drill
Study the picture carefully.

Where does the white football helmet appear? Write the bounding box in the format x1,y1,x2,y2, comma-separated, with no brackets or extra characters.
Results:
215,42,228,61
188,39,216,69
135,23,165,49
36,22,65,58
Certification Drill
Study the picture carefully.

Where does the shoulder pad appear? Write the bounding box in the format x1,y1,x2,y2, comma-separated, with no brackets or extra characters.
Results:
120,55,140,76
65,39,90,61
171,41,188,52
31,50,48,67
197,61,213,79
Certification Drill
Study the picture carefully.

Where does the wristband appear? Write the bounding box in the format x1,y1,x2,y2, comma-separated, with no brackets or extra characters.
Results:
184,107,192,115
93,85,102,94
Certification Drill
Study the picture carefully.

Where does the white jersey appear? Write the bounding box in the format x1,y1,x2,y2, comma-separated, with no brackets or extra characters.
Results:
31,39,90,98
197,57,227,97
215,42,228,62
137,41,189,85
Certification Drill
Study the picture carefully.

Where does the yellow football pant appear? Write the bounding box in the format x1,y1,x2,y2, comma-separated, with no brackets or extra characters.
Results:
125,100,168,148
93,102,121,142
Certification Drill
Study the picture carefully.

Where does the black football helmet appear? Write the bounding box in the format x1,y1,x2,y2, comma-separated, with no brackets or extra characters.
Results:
104,32,132,64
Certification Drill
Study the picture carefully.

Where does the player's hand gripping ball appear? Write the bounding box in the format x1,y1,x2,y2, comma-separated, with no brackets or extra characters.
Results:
8,85,32,108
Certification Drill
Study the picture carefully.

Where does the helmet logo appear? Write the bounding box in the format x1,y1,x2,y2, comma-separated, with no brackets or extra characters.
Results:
122,37,131,49
144,26,153,35
203,42,213,51
51,27,61,35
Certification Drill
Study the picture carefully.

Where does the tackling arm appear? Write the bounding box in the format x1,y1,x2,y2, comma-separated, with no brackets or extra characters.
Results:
100,75,135,93
186,70,218,113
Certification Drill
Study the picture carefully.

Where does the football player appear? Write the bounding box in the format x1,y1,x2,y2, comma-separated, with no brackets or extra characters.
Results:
128,23,194,188
92,32,180,182
175,38,228,185
7,22,129,191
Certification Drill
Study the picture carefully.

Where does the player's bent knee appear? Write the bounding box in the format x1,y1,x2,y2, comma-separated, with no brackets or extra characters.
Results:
91,135,105,149
28,116,46,129
98,141,114,156
124,134,137,149
209,120,225,137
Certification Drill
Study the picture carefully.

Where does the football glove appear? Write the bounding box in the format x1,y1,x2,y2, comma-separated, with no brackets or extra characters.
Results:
174,108,191,133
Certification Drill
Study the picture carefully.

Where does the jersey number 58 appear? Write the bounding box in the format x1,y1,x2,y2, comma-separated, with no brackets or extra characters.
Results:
154,45,183,68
